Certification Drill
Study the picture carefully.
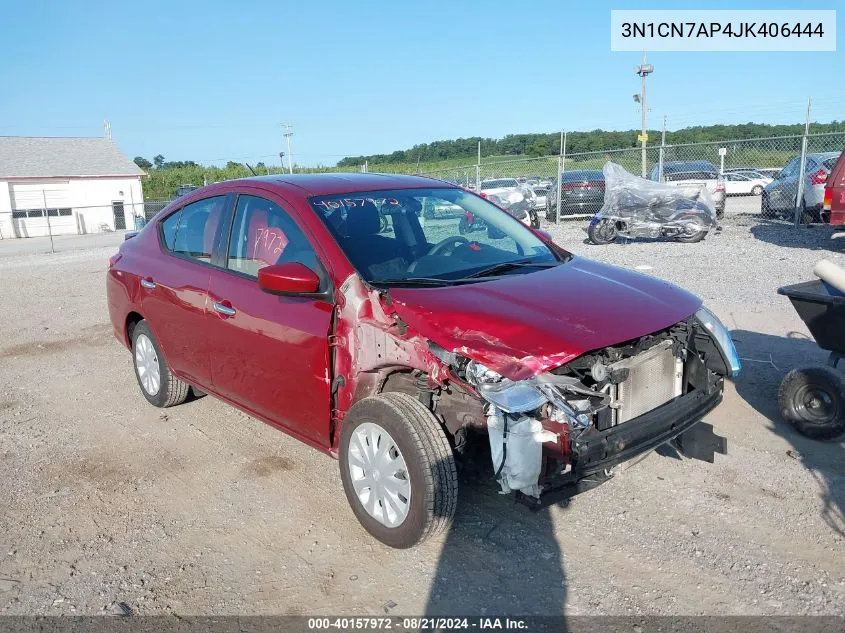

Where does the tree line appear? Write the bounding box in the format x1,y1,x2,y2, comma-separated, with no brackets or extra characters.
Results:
335,121,845,167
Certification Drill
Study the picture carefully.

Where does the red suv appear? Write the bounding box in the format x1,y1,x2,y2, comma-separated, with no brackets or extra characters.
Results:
107,174,739,548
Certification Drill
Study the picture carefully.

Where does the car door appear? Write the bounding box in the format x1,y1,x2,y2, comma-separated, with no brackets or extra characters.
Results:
139,195,229,387
205,192,334,448
723,173,743,195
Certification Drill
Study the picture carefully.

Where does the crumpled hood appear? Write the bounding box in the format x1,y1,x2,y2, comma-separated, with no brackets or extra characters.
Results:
388,256,701,381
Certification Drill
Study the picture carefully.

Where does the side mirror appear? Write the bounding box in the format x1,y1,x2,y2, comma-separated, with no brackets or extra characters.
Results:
258,262,320,295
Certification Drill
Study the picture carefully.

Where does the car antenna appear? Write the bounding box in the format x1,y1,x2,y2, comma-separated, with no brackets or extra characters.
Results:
245,163,258,176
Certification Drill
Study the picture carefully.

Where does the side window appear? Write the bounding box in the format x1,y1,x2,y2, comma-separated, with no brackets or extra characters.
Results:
168,196,224,263
160,210,182,250
227,195,320,278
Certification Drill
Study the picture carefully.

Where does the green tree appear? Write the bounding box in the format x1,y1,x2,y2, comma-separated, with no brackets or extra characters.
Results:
153,154,165,168
134,156,152,169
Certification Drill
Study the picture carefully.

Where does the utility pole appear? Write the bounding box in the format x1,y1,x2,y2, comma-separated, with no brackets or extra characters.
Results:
634,52,654,178
282,124,294,174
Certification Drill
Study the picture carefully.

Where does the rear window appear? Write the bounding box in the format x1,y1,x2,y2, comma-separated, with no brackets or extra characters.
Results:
562,171,604,182
822,155,842,171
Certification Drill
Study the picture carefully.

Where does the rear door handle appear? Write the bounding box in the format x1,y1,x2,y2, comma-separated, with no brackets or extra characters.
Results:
213,301,237,317
140,278,156,289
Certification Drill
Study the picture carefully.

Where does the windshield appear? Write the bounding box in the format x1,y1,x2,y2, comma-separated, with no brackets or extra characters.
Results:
310,187,562,285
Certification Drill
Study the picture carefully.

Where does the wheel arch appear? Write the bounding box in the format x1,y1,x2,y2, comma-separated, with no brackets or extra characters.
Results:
125,311,145,347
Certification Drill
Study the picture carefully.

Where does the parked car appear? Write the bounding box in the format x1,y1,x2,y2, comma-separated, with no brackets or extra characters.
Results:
175,184,199,197
107,173,737,548
762,152,842,222
722,172,772,196
480,178,537,226
823,151,845,227
479,178,521,194
545,170,605,220
530,184,549,210
650,161,726,218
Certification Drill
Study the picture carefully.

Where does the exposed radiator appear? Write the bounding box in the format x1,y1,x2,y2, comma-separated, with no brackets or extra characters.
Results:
610,340,684,424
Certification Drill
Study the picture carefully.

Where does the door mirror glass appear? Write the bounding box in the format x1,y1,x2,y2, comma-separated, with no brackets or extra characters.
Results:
258,262,320,295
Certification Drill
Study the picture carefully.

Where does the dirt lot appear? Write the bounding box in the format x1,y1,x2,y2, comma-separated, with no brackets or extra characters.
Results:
0,221,844,617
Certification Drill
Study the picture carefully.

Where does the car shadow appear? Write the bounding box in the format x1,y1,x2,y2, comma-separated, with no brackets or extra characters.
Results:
731,329,845,537
749,219,842,251
424,437,568,620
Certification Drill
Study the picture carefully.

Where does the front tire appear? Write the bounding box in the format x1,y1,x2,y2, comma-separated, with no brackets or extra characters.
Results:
529,210,541,229
339,393,457,548
131,320,190,408
751,185,763,196
778,366,845,440
587,218,618,245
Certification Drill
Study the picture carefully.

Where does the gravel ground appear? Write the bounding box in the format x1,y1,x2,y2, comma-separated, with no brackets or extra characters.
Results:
0,220,843,617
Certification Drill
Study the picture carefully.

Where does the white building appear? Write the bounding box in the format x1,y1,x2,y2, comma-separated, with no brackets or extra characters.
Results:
0,137,145,238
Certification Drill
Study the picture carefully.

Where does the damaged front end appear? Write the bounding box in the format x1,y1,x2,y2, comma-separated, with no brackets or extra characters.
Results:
455,308,739,507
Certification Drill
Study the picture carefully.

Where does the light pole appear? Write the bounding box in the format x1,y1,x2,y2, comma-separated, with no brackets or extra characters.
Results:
634,52,653,177
282,124,294,174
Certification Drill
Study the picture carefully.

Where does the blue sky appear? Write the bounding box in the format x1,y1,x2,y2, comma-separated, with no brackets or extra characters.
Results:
0,0,841,166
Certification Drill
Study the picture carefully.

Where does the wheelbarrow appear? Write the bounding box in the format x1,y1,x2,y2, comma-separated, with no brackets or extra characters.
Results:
777,279,845,439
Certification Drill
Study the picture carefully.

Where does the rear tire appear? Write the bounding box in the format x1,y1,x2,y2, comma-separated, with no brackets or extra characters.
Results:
778,366,845,440
131,320,190,408
676,228,708,243
339,393,457,548
751,185,763,196
761,193,771,216
529,210,541,229
587,219,618,245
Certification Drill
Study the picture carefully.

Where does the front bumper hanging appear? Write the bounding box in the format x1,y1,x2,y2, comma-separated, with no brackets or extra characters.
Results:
516,386,726,510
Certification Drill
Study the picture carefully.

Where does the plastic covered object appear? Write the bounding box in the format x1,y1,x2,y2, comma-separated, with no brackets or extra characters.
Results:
486,186,536,219
596,162,717,228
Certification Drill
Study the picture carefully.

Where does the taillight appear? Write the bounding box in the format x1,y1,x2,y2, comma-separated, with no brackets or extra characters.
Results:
561,181,604,191
824,187,833,211
810,169,828,185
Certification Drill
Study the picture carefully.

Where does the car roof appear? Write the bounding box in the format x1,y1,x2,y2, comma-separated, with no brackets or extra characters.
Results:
809,152,842,159
218,172,456,197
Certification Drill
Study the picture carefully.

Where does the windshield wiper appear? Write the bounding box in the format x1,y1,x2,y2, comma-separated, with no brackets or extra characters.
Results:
369,277,474,287
465,259,561,279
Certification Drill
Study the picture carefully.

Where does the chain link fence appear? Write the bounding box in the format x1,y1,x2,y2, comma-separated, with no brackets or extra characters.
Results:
416,132,845,226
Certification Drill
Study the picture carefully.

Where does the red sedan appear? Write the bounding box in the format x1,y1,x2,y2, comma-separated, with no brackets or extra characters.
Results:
107,173,739,548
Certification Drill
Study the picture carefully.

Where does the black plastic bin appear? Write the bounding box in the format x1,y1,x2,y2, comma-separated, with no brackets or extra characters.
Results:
778,280,845,355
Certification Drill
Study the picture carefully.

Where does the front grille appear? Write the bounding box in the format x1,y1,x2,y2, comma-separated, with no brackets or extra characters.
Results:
610,340,683,424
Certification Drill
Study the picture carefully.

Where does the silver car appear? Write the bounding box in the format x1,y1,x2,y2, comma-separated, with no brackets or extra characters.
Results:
762,152,842,221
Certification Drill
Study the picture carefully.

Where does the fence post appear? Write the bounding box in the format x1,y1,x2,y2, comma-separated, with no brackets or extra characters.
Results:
42,190,55,253
658,115,666,183
556,131,566,224
475,141,481,193
794,98,811,227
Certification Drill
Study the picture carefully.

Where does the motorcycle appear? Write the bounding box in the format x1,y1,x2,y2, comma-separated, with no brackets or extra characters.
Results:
587,163,717,245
